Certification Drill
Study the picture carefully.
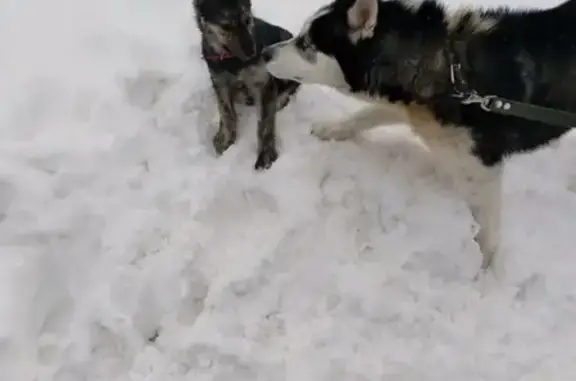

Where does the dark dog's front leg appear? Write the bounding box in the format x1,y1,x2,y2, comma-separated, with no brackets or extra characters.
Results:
211,80,238,156
254,78,279,170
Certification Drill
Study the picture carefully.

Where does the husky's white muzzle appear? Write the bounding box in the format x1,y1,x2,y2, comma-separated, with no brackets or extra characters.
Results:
262,40,348,89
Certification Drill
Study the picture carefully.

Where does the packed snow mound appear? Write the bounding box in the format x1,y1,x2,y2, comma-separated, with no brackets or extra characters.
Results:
1,0,576,380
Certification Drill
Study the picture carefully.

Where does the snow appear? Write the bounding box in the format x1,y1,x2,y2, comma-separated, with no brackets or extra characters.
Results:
1,0,576,379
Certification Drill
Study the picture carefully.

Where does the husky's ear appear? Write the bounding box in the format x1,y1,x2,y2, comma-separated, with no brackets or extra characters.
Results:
347,0,378,40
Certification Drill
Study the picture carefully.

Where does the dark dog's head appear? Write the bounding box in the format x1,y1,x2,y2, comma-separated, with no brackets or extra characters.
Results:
194,0,256,60
262,0,450,99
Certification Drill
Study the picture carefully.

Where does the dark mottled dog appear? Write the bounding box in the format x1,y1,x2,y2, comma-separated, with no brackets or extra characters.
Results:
193,0,301,170
263,0,576,270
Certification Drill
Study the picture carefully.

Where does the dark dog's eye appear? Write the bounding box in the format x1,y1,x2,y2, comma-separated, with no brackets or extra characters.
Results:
242,15,252,26
219,21,234,30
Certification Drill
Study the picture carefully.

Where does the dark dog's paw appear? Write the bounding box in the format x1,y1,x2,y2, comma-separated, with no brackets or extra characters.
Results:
235,92,255,106
213,129,236,155
254,147,278,171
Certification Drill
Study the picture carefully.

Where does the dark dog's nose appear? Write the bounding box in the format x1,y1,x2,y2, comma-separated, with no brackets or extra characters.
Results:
261,47,274,63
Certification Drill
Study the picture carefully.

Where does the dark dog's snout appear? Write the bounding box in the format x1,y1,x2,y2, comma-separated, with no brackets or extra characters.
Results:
227,30,256,60
230,26,255,60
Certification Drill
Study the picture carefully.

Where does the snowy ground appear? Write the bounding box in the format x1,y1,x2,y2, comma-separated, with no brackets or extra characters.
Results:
2,0,576,379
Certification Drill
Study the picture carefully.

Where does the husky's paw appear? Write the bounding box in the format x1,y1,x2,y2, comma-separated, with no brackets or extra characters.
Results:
479,245,497,271
254,146,278,171
311,121,355,141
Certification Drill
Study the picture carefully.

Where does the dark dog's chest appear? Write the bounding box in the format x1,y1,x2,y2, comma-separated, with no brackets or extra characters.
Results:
208,63,270,91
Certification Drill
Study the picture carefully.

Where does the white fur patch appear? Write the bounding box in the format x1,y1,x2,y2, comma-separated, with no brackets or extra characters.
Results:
446,7,498,33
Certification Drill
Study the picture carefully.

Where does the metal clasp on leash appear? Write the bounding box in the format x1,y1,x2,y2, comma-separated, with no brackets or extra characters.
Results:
449,63,495,112
458,92,497,112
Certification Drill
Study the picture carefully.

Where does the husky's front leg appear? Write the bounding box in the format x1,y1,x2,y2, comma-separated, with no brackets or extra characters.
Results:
254,77,279,170
311,104,406,141
469,165,503,271
452,160,503,272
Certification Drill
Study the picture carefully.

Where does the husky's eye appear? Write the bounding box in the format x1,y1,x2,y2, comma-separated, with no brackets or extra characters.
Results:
295,36,313,52
295,35,317,62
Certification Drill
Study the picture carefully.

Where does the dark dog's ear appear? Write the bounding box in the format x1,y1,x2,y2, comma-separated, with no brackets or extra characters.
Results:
347,0,378,39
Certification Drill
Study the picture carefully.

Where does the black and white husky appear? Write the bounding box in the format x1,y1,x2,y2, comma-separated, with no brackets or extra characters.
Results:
262,0,576,270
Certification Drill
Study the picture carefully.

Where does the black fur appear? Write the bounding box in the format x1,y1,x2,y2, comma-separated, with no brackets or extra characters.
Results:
193,0,301,170
301,0,576,166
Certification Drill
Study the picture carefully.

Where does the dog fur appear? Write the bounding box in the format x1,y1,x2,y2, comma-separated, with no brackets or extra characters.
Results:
193,0,301,170
262,0,576,270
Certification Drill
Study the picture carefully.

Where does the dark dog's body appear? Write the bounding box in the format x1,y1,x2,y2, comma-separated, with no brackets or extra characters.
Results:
193,0,300,170
263,0,576,270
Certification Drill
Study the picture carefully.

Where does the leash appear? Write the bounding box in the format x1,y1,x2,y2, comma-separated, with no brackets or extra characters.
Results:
447,40,576,127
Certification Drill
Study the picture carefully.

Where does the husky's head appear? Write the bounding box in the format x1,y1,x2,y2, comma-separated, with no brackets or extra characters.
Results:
194,0,257,60
262,0,381,89
263,0,448,99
